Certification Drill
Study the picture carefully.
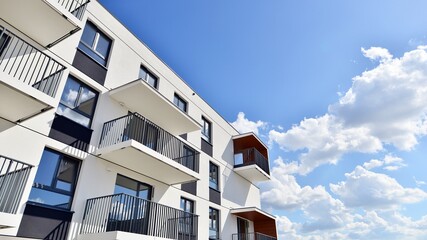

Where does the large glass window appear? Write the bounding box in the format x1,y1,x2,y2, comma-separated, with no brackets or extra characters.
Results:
202,116,212,143
174,93,187,112
182,146,196,170
209,162,219,190
78,22,112,66
209,207,220,240
28,149,80,210
180,197,195,235
57,76,98,128
114,174,152,200
139,65,158,88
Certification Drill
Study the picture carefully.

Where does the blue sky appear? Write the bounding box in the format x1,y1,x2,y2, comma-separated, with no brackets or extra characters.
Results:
98,1,427,239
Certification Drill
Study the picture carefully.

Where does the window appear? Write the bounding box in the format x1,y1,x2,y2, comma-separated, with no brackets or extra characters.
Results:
0,30,11,57
78,22,112,66
202,116,212,143
57,76,98,128
209,207,219,240
182,146,196,170
139,65,158,88
209,162,219,190
174,93,187,112
114,174,152,200
180,197,195,235
28,149,80,210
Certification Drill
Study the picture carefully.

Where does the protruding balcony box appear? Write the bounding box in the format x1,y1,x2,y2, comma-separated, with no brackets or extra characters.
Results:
0,0,89,47
97,113,200,185
0,26,65,122
233,133,271,183
108,79,201,136
0,156,33,229
80,193,198,240
231,207,278,240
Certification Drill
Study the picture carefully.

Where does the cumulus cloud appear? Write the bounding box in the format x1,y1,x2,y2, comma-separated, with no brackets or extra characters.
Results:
269,115,382,175
269,46,427,174
363,154,406,171
330,166,427,209
230,112,266,135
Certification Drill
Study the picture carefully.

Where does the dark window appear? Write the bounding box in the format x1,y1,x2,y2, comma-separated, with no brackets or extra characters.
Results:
180,197,195,235
209,207,219,240
174,93,187,112
28,149,80,210
139,65,158,88
209,162,219,190
202,116,212,143
57,76,98,128
182,146,196,170
78,22,112,66
0,31,11,57
114,174,152,200
237,218,249,237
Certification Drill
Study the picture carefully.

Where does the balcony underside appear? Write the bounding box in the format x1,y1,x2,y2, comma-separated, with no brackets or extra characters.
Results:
0,0,82,47
231,207,277,239
0,80,55,122
97,140,199,185
109,80,200,135
234,164,270,183
78,231,173,240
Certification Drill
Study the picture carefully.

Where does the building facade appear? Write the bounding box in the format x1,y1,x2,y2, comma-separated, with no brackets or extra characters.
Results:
0,1,277,239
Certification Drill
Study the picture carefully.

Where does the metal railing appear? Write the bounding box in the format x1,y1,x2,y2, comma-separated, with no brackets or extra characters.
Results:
81,193,198,240
0,155,33,214
232,232,277,240
57,0,90,20
0,25,65,98
99,112,200,173
234,148,270,175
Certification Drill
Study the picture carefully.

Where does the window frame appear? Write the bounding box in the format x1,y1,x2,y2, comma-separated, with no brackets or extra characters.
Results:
174,93,188,113
57,75,99,128
78,21,112,67
209,162,219,191
139,65,158,89
209,207,220,240
201,116,212,143
29,148,81,210
114,174,153,200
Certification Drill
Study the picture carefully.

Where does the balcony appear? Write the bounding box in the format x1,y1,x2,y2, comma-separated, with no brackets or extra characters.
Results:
109,79,201,135
0,25,65,122
80,193,198,240
0,155,33,228
232,232,277,240
231,207,277,240
0,0,89,47
97,112,200,185
233,133,271,183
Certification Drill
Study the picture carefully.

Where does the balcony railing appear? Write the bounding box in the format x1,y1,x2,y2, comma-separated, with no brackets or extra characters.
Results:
0,25,65,97
81,193,198,240
234,148,270,175
0,155,33,214
57,0,90,20
232,232,277,240
99,112,200,173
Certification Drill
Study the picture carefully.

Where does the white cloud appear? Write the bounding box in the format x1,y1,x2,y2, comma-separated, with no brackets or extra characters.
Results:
363,159,383,170
230,112,266,135
363,154,406,171
361,47,393,62
269,115,382,175
414,177,426,187
269,46,427,174
330,166,427,209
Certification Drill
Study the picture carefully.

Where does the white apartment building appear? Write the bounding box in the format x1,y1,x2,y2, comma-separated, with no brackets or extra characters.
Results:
0,1,277,239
